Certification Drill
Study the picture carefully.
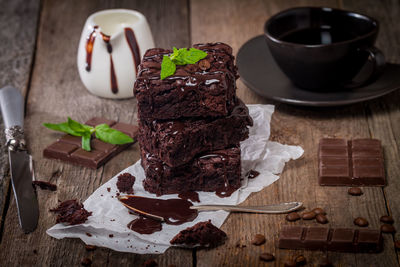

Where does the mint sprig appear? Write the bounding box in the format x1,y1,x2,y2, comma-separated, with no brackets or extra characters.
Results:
160,47,207,79
43,118,133,151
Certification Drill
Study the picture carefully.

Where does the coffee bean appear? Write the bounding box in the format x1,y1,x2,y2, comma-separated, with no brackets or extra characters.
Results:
395,240,400,250
318,257,333,267
354,217,369,227
312,208,326,215
316,214,329,224
284,260,297,267
380,215,394,224
286,212,301,222
302,211,316,220
381,224,396,233
251,234,266,245
348,187,363,196
295,255,307,266
81,258,92,266
259,252,275,262
85,245,96,251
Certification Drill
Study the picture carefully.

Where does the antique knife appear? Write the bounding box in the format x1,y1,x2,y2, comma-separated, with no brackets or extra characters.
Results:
0,86,39,233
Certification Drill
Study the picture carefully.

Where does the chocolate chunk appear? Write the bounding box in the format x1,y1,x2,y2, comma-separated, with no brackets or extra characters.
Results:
81,258,92,266
143,259,158,267
259,252,275,262
295,255,307,266
381,224,396,233
50,199,92,225
116,173,135,194
170,220,227,248
319,138,385,186
251,234,266,246
354,217,369,227
43,117,138,169
312,208,326,215
198,59,211,70
348,187,363,196
302,211,316,220
85,245,96,251
32,180,57,191
278,226,382,252
380,215,394,224
286,212,301,222
316,214,329,224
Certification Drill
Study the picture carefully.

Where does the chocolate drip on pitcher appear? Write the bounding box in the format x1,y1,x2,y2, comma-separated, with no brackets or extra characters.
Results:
85,26,98,71
124,27,141,71
101,32,119,94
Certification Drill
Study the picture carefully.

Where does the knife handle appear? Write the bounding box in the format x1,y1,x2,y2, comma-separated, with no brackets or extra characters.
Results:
0,86,25,150
0,86,24,129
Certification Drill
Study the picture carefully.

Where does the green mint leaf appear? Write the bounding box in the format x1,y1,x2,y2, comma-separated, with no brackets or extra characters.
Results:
43,122,81,136
82,133,92,151
67,117,93,134
170,48,189,65
160,55,176,80
181,48,207,64
95,124,133,145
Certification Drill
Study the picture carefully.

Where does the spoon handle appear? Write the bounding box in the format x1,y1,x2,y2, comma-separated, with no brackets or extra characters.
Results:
190,201,303,214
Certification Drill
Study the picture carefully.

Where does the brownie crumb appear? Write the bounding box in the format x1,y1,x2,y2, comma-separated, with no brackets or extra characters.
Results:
86,232,92,237
107,187,111,192
235,241,246,248
170,220,227,248
50,199,92,225
81,257,92,266
32,180,57,191
33,249,38,254
109,234,114,238
143,259,158,267
116,173,135,194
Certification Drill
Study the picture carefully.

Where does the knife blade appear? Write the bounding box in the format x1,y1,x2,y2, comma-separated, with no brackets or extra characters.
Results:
0,86,39,233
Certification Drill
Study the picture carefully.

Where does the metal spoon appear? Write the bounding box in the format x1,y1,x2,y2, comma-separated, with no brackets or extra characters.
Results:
190,201,303,214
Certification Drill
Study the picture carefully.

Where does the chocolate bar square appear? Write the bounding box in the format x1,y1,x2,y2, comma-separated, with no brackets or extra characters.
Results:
318,138,385,186
43,117,138,169
304,227,330,250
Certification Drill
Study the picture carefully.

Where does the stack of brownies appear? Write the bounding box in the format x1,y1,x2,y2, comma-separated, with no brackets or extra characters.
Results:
134,43,253,196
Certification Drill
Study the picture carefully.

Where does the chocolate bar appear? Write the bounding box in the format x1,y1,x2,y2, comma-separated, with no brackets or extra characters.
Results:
43,117,138,169
318,138,385,186
278,226,382,253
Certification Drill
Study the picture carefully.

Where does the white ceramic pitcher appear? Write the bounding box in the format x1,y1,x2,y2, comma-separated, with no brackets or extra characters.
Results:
77,9,155,99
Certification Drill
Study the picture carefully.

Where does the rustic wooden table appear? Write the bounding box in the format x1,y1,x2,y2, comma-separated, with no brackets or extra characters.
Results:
0,0,399,266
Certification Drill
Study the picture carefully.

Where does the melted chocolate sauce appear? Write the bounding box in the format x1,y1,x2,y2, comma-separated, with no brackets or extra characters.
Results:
127,216,162,234
178,191,200,202
216,185,238,198
247,170,260,179
85,26,98,71
120,196,198,225
124,28,141,71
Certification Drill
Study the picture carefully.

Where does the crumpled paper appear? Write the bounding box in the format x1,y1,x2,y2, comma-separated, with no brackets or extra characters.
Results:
47,104,303,254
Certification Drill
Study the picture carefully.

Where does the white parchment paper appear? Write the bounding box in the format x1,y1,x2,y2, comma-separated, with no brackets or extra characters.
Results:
47,104,303,254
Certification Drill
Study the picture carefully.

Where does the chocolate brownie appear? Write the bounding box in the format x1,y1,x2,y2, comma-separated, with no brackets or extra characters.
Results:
138,98,252,167
134,43,238,120
141,146,241,196
170,220,227,247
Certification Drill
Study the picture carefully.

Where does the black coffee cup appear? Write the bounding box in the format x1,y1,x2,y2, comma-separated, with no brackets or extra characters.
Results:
264,7,385,90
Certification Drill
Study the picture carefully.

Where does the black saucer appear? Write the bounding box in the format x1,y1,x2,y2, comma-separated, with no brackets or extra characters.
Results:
237,35,400,106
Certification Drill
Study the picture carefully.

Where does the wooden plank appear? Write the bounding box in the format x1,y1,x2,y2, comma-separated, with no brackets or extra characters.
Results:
0,0,40,239
0,0,192,266
191,0,399,266
342,0,400,263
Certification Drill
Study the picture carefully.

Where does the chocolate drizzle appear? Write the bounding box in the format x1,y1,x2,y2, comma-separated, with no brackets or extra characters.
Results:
100,32,119,94
124,27,141,72
120,196,198,225
127,216,162,234
85,26,98,71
